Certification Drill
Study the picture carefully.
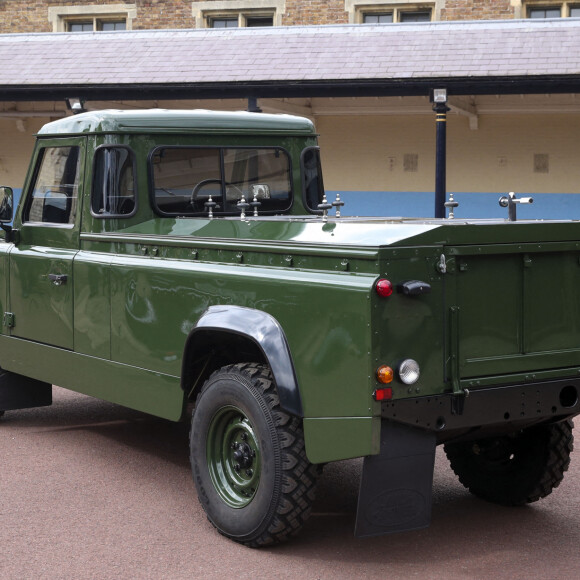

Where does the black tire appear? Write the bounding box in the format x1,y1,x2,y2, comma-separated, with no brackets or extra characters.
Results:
190,362,318,547
444,419,574,506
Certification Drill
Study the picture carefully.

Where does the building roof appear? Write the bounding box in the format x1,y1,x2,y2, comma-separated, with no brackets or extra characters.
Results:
1,19,580,101
37,109,316,136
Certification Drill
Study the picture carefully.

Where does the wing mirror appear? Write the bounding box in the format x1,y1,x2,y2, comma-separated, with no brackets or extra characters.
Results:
0,186,14,242
0,186,13,222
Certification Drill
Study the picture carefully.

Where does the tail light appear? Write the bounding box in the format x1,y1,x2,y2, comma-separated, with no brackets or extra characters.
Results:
375,279,393,297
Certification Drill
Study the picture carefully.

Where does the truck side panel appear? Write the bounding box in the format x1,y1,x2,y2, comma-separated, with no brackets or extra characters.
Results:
106,253,376,419
0,334,183,420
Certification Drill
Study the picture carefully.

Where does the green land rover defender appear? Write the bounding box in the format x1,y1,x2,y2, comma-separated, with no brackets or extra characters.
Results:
0,110,577,546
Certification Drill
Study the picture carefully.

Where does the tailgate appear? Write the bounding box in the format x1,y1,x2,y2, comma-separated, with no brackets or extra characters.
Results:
446,242,580,382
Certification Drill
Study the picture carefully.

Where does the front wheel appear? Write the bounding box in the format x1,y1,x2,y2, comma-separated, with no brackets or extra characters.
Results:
444,419,574,506
190,363,318,547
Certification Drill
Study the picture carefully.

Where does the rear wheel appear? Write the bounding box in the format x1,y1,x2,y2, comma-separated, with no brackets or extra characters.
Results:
444,419,574,506
190,363,318,547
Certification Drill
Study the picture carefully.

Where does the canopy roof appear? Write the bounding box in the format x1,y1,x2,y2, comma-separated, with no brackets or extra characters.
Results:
37,109,316,135
1,19,580,101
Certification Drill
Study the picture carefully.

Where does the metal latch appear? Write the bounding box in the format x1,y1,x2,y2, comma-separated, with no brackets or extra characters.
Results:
3,312,14,328
498,191,534,222
48,274,68,286
437,254,447,274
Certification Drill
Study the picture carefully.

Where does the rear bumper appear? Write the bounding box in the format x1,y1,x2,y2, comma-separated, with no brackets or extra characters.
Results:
381,377,580,441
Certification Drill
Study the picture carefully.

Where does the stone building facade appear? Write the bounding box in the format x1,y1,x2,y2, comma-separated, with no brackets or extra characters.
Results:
0,0,578,34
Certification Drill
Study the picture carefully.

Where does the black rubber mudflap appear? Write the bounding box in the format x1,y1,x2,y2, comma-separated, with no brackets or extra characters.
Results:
355,420,436,538
0,369,52,411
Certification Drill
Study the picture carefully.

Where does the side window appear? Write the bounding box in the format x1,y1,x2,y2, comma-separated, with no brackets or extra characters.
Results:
151,147,292,216
25,146,80,224
301,147,325,212
92,146,136,217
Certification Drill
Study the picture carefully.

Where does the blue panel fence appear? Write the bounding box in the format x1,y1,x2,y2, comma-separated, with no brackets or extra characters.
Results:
327,191,580,221
7,189,580,222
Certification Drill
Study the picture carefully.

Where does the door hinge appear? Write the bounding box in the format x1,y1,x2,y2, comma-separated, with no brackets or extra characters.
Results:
3,312,14,328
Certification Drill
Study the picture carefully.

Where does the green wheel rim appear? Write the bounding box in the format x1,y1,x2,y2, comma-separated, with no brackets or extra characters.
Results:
206,405,261,508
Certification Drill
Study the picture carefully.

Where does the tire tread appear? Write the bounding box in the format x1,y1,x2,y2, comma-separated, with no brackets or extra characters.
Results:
444,419,574,506
191,362,318,548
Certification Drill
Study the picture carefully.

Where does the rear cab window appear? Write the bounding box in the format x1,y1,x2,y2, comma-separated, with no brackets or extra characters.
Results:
150,146,292,216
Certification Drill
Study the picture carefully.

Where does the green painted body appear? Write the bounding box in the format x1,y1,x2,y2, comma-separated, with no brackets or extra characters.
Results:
3,110,580,464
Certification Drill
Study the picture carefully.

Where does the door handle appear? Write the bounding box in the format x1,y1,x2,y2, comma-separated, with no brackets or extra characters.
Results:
48,274,68,286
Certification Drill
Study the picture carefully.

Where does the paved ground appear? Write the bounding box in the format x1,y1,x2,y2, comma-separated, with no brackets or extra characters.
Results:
1,387,579,580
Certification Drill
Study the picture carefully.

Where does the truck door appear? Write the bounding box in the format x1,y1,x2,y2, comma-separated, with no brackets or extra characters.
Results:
9,139,84,350
445,243,580,389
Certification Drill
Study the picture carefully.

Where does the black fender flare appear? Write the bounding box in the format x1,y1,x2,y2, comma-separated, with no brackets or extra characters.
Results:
182,305,303,417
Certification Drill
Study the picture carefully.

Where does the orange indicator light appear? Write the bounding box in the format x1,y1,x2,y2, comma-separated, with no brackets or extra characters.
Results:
376,365,394,384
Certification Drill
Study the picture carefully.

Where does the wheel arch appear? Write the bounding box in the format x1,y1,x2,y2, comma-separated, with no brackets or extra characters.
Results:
181,305,303,417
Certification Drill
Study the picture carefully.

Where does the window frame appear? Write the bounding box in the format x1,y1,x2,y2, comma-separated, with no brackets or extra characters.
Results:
347,1,440,24
527,5,563,17
300,146,326,215
192,1,284,28
208,17,241,28
91,145,138,219
399,9,432,21
66,18,127,32
363,12,394,23
521,1,580,18
148,145,294,218
23,145,81,227
48,4,136,32
207,11,275,28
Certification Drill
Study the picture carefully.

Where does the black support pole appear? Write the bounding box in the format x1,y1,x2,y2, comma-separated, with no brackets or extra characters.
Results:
247,96,262,112
433,100,450,219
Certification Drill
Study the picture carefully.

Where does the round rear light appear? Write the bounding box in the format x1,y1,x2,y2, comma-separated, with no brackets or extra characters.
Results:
398,359,420,385
375,279,393,297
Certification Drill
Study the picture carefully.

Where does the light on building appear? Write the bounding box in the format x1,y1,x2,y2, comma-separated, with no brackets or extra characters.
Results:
431,88,448,104
65,98,86,114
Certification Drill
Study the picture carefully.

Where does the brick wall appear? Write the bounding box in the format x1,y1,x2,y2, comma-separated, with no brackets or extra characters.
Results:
0,0,53,33
282,0,348,26
0,1,194,34
133,1,192,30
441,0,516,21
0,0,520,34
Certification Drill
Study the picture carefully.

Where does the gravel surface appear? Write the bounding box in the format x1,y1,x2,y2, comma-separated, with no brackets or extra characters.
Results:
1,387,579,580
